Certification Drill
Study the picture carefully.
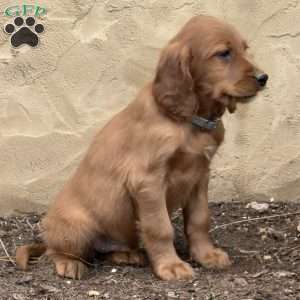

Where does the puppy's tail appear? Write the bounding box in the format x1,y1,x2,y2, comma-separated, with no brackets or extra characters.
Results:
16,243,47,270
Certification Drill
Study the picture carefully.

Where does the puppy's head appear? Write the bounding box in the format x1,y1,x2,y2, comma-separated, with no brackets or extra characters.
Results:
153,15,268,120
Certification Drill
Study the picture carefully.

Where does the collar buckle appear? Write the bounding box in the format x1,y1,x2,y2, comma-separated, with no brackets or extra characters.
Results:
191,116,219,130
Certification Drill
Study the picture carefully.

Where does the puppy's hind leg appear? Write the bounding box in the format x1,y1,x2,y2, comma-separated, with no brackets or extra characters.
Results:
42,212,97,280
48,251,90,280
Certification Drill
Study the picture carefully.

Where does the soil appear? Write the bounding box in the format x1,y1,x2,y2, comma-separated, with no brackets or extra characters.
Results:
0,201,299,300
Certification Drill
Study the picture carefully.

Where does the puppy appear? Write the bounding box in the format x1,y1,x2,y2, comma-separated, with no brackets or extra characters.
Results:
16,15,268,281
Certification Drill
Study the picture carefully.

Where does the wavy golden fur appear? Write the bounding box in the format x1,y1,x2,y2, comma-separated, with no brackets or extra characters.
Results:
16,15,268,280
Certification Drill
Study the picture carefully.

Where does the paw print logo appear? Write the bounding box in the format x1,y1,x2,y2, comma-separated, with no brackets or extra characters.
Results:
4,17,45,48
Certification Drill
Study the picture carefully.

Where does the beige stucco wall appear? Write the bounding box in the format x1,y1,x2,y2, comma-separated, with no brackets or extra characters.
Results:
0,0,299,214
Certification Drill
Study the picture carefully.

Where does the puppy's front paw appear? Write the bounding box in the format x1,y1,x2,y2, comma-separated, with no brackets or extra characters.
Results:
193,247,231,269
54,258,88,280
155,260,194,281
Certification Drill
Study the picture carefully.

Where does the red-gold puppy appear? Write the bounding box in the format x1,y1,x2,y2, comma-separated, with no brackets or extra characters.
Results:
16,15,268,281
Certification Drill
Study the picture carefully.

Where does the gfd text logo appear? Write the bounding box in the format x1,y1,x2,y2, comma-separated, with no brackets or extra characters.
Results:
4,5,47,17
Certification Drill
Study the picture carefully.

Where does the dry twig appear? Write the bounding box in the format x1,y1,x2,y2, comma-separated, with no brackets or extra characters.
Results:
55,252,96,267
0,238,15,266
26,219,34,230
210,211,300,233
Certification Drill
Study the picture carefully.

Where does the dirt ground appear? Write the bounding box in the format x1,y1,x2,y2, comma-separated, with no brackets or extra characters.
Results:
0,201,299,300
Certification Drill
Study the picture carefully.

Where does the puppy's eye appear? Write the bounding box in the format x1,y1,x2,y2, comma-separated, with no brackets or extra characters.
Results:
216,49,232,61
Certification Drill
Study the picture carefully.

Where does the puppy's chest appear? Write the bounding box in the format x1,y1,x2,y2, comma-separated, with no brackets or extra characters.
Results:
166,133,219,195
164,134,218,212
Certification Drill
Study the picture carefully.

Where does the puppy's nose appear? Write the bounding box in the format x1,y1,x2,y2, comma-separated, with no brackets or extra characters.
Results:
256,73,269,87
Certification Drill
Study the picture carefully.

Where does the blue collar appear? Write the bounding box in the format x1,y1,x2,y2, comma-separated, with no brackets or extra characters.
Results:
191,116,220,130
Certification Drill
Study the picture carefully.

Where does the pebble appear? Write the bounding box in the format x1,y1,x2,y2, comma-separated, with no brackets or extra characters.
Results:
0,230,7,237
12,294,25,300
266,228,286,240
270,203,280,209
273,271,296,278
284,289,293,295
234,277,248,287
297,223,300,233
167,291,178,299
111,268,117,273
88,290,100,297
263,255,272,261
15,276,33,285
40,284,60,293
247,202,269,213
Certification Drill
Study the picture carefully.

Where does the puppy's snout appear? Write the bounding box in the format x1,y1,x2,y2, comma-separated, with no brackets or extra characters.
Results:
255,73,269,87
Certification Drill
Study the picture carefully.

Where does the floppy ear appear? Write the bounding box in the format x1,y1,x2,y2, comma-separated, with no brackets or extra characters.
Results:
152,42,198,121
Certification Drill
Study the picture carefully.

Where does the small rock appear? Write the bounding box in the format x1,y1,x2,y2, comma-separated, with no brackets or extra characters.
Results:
111,268,117,273
0,230,7,237
297,223,300,233
66,280,72,285
256,289,274,300
167,291,178,299
28,288,38,296
259,228,266,234
234,277,248,287
206,294,216,300
267,228,285,240
273,271,296,278
15,275,33,285
88,290,100,297
40,284,59,293
284,289,293,295
263,255,272,261
247,202,269,213
12,294,25,300
270,203,280,209
103,293,110,299
258,228,268,240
